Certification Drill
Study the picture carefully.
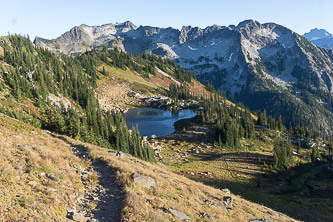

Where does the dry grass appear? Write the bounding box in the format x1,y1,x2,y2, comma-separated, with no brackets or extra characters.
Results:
95,78,136,111
100,65,157,89
62,137,299,222
0,113,298,221
187,80,210,98
0,115,85,221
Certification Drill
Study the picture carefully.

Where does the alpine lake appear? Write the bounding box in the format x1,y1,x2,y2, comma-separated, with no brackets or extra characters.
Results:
123,107,195,138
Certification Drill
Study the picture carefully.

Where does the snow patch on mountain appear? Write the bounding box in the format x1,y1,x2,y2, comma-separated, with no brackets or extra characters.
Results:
156,67,181,86
228,53,233,62
188,45,198,51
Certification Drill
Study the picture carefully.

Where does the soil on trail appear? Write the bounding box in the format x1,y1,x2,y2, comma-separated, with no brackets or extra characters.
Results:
54,135,125,222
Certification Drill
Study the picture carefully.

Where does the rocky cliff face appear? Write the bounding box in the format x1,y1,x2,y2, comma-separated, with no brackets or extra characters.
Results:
34,20,333,134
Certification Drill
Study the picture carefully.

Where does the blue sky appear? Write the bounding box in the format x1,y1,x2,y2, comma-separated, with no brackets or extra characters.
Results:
1,0,333,39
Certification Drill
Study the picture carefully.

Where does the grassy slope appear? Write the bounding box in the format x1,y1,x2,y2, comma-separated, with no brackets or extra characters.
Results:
0,114,85,221
156,123,333,222
0,114,298,222
94,62,211,110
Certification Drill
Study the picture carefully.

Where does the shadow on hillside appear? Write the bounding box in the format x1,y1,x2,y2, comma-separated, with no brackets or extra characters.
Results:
195,152,274,164
189,161,333,222
161,116,216,143
51,135,125,222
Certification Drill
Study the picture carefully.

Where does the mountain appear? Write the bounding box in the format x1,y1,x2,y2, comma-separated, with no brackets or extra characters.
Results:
304,28,333,49
0,35,302,222
1,28,331,222
35,20,333,135
304,28,333,41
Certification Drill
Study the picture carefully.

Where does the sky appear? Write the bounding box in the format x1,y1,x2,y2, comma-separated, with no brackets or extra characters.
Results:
1,0,333,40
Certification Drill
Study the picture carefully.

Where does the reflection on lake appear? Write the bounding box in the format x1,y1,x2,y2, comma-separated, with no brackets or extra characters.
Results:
123,107,195,138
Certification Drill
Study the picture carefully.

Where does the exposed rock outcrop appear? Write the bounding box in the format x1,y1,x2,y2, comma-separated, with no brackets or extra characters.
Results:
35,20,333,134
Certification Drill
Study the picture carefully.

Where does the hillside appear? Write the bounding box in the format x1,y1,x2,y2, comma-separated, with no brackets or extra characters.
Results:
1,34,332,222
0,35,211,163
0,113,299,222
153,119,333,222
35,20,333,135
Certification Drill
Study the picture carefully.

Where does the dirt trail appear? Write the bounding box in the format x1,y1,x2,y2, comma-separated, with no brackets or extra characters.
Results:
54,135,125,222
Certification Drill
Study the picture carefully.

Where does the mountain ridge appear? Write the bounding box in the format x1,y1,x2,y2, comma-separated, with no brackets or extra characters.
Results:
34,20,333,135
1,30,332,222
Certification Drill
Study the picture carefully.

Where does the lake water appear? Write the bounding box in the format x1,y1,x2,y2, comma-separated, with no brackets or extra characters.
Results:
123,107,195,138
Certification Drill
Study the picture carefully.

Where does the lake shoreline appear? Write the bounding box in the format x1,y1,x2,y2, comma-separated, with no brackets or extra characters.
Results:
123,107,196,139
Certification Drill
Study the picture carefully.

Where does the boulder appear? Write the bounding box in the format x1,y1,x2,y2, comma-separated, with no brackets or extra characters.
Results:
47,173,57,180
66,210,88,222
215,203,227,210
167,208,190,221
116,151,126,158
223,196,233,209
223,196,233,205
222,188,231,194
132,173,156,189
108,150,126,158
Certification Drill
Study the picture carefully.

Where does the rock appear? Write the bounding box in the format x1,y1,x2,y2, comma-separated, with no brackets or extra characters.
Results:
47,173,57,180
167,208,190,221
66,210,88,222
203,199,213,206
116,151,126,158
48,94,72,111
46,188,57,192
222,188,231,194
223,196,233,209
267,210,279,217
249,219,271,222
132,173,156,189
199,212,211,219
223,196,233,204
215,203,227,210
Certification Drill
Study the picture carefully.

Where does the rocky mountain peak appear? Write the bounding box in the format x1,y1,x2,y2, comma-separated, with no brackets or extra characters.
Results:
304,28,333,41
179,26,203,44
236,19,261,30
115,20,138,32
303,28,333,49
203,24,224,34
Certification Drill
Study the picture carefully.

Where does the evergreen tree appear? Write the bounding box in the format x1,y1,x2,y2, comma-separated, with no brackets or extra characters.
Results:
311,146,320,162
273,140,293,169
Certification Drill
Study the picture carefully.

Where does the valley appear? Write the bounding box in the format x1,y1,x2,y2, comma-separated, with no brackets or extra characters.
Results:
152,118,333,222
35,20,333,135
0,17,333,222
